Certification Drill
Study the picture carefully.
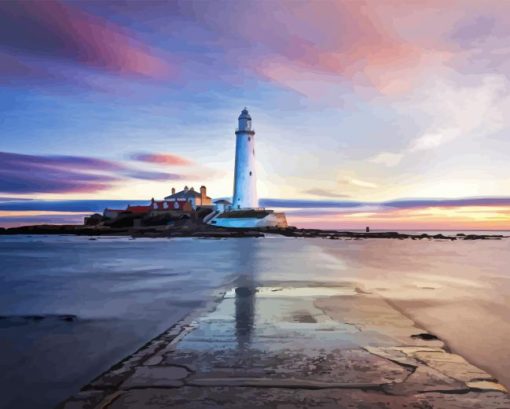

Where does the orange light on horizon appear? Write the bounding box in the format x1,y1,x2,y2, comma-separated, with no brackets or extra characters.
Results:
286,205,510,230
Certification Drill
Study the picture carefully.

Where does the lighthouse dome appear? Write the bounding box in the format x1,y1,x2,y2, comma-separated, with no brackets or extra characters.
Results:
238,108,251,120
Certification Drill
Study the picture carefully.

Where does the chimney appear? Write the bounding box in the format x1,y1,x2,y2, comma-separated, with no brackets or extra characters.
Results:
200,185,206,201
171,187,175,195
151,197,154,204
184,185,189,192
190,186,195,192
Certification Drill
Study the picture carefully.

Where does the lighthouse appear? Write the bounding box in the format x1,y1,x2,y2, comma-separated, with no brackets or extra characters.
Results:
207,108,287,228
232,108,258,209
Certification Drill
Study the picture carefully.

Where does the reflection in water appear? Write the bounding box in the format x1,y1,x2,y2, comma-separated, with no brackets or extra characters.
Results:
233,239,259,350
235,287,255,349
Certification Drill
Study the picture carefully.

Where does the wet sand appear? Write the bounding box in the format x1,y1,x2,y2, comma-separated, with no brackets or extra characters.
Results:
316,238,510,389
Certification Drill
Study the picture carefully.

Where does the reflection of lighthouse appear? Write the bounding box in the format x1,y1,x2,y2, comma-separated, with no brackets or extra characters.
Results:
235,286,255,350
233,108,258,210
233,240,259,350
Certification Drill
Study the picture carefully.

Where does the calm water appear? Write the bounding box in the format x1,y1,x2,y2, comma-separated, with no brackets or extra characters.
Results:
0,235,509,408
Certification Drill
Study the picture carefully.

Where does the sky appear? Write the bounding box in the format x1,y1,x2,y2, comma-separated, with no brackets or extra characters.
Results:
1,0,510,230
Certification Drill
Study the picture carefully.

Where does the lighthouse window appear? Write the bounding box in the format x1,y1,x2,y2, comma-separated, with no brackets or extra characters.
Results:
249,171,252,176
248,137,251,141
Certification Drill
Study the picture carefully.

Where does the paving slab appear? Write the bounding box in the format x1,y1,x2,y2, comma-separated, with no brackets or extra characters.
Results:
121,366,189,388
105,388,510,409
57,283,510,409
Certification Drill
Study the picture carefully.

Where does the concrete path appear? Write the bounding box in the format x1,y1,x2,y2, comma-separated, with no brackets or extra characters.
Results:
57,283,509,408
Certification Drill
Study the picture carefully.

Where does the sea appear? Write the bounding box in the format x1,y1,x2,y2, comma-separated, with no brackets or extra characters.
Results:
0,233,509,409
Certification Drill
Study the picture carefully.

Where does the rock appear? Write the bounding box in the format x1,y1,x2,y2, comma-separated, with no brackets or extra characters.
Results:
3,223,505,240
411,332,439,341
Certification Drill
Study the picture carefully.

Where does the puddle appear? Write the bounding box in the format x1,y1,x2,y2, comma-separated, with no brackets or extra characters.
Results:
175,286,378,354
290,310,318,323
224,286,357,299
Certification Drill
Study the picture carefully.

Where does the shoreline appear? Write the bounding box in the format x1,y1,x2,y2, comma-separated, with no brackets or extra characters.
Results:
383,295,507,388
0,224,507,240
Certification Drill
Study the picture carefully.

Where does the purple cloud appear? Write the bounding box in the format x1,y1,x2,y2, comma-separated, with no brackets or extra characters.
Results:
0,0,171,80
0,167,117,194
0,200,146,212
131,152,193,166
260,199,364,209
0,152,122,172
0,151,188,194
261,197,510,209
451,16,497,47
0,151,123,194
2,196,510,214
123,170,184,181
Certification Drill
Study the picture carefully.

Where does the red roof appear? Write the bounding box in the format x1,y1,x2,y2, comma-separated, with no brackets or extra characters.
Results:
126,205,151,214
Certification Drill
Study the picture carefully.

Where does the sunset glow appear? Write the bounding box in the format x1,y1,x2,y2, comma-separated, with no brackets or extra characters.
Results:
1,0,510,229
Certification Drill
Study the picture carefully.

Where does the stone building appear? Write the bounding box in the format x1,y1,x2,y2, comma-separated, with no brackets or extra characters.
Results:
164,185,212,210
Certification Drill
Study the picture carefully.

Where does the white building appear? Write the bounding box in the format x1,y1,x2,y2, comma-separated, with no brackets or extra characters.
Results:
214,199,232,213
164,185,212,210
232,108,258,210
208,108,287,229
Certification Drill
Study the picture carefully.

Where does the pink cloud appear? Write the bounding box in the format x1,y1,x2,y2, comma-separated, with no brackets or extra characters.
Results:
0,0,172,79
0,151,191,195
229,0,510,97
239,1,429,96
131,153,193,166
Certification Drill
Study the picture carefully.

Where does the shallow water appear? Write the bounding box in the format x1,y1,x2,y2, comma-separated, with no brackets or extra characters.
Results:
0,235,509,408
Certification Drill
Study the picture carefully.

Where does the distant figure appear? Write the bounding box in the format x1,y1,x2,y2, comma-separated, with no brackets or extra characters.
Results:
366,226,370,233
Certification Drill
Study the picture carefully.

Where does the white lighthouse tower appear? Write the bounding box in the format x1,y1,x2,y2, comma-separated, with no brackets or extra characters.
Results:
208,108,287,228
232,108,258,210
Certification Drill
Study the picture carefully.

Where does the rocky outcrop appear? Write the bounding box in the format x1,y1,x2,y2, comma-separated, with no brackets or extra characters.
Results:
264,227,506,240
0,224,505,240
0,224,263,238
